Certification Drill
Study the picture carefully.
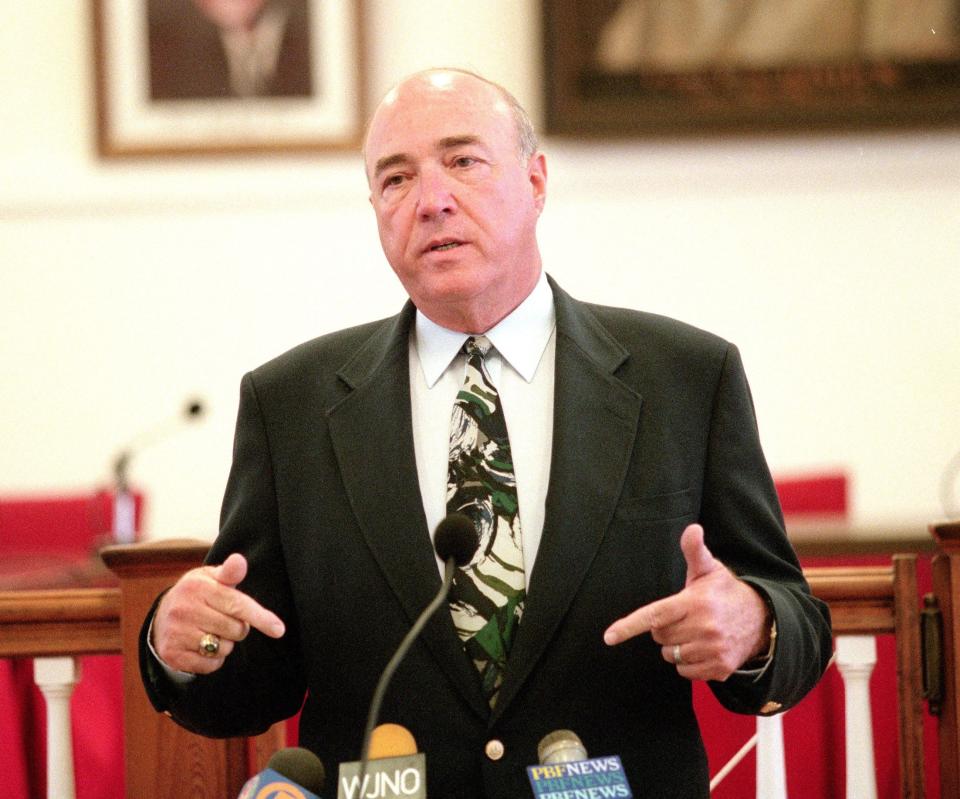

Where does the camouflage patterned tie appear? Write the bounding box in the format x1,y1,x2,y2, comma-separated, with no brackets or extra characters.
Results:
447,336,526,707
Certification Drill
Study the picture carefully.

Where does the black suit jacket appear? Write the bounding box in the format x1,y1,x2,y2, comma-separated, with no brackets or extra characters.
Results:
142,279,831,798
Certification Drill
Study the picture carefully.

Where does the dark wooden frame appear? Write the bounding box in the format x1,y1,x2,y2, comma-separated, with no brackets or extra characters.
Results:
91,0,365,157
542,0,960,138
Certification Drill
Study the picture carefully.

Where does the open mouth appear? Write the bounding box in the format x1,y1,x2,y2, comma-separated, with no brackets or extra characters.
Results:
426,240,464,253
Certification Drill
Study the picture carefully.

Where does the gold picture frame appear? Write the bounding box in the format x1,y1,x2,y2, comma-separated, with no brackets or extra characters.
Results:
92,0,365,156
543,1,960,137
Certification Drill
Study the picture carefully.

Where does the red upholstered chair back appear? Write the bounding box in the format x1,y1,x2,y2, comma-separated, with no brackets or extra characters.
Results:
0,490,144,557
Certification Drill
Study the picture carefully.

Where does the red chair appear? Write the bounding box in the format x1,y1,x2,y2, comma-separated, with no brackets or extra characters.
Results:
0,489,143,799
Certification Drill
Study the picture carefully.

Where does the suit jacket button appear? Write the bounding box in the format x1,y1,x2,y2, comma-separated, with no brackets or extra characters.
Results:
485,739,505,761
760,700,782,714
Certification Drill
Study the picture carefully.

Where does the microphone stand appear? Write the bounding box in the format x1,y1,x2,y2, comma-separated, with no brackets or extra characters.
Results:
108,398,205,543
112,450,137,544
358,556,456,780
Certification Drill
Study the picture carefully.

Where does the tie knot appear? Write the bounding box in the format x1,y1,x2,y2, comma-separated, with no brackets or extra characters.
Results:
465,335,491,359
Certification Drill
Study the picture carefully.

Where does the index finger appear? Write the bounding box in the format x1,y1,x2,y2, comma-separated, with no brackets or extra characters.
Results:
208,585,286,639
603,594,686,646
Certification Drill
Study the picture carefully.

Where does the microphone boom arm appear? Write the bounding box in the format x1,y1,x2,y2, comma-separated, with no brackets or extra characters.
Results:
359,557,457,766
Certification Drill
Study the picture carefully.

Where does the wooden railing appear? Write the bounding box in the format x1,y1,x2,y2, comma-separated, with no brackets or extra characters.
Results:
0,586,122,799
807,556,924,799
0,541,282,799
0,587,121,658
0,535,953,798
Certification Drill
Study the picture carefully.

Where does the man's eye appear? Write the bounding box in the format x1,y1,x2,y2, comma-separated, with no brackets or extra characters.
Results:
383,174,405,189
453,156,476,168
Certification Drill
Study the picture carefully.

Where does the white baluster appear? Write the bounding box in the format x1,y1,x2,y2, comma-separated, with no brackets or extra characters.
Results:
756,713,788,798
835,635,877,799
33,656,80,799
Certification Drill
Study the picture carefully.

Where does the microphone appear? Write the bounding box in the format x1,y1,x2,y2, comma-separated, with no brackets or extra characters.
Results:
527,730,634,798
369,723,418,759
113,396,206,489
433,512,479,567
237,746,326,799
357,513,478,769
538,729,589,764
338,724,425,799
111,395,206,542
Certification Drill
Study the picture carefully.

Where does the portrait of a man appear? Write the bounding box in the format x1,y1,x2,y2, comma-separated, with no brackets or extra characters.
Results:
147,0,314,100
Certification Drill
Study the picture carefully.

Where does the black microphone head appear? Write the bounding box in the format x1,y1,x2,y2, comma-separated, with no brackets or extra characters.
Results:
265,747,326,793
184,397,205,419
434,513,479,567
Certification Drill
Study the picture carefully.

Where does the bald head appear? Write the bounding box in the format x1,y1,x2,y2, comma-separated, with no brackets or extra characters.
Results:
364,69,537,180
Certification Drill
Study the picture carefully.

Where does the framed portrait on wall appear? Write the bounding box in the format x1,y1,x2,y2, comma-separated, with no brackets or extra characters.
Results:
92,0,364,156
542,0,960,137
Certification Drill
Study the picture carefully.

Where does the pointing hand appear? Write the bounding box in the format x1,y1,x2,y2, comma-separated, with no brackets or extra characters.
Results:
152,553,286,675
603,524,771,681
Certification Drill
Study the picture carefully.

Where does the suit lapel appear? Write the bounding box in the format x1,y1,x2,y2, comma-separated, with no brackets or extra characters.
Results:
326,304,489,720
492,282,644,723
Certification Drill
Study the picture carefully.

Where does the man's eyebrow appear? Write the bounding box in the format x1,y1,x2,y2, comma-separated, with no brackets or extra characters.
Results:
373,153,410,179
436,135,482,151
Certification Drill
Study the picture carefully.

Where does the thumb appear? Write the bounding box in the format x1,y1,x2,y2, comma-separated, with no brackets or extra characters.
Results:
681,524,720,585
210,553,248,587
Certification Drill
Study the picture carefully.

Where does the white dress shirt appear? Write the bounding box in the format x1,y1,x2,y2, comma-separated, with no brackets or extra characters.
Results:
409,271,557,585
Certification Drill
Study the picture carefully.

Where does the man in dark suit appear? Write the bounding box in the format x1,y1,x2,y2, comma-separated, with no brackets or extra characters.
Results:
141,69,831,797
147,0,312,100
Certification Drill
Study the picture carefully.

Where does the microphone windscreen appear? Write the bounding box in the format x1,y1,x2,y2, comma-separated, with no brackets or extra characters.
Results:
538,729,588,764
434,513,479,567
266,747,326,793
184,397,205,418
368,723,418,759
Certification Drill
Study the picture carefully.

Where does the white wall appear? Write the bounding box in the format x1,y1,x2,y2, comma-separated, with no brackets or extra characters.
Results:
2,2,958,540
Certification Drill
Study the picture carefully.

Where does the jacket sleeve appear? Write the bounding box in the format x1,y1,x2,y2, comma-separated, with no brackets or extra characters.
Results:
138,372,307,737
698,344,833,714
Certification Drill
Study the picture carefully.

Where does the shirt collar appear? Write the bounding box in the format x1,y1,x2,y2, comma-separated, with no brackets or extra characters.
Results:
414,271,556,387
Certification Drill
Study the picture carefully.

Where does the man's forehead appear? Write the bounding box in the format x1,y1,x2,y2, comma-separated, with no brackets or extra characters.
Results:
372,73,511,131
374,79,511,120
384,70,502,106
366,78,513,169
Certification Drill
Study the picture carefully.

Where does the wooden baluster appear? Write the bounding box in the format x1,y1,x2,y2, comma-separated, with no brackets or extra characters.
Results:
893,554,925,798
33,656,80,799
931,520,960,797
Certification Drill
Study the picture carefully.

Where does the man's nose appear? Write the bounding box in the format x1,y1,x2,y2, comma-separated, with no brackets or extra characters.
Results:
416,168,456,218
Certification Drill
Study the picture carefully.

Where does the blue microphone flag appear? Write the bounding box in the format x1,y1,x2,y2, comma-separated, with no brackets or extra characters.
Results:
237,767,323,799
527,755,633,798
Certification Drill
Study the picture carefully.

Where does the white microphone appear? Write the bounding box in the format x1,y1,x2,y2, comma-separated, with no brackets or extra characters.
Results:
538,729,589,764
527,730,634,798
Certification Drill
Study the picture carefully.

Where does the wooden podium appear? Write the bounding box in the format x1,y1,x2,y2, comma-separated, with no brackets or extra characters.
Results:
100,539,283,799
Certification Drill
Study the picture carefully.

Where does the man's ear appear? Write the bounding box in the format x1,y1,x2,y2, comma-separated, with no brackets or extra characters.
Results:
528,152,547,214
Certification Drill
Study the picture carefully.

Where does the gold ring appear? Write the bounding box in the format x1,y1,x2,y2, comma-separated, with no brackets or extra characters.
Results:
199,633,221,657
673,644,683,666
